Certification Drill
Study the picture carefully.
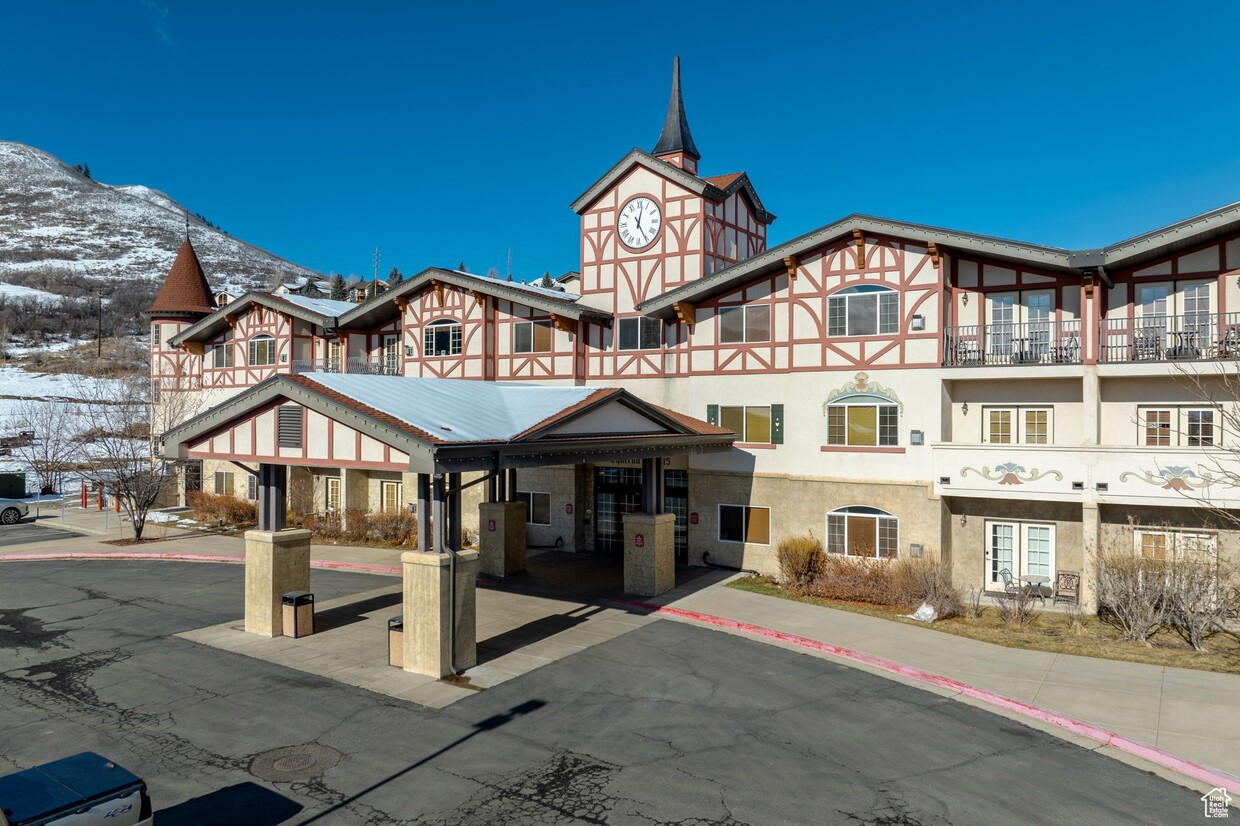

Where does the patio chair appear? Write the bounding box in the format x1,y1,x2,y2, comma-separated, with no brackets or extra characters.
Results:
1053,570,1080,606
1226,586,1240,621
998,568,1020,596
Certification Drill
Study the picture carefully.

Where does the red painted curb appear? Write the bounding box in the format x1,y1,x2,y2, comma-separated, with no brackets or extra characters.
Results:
616,599,1240,795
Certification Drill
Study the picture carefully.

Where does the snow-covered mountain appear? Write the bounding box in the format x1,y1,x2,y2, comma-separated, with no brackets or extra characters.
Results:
0,141,321,293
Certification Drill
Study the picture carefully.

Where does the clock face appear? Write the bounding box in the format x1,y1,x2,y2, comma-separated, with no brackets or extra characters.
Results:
617,196,662,249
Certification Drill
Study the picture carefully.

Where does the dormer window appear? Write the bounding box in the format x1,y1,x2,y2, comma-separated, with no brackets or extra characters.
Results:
828,286,899,337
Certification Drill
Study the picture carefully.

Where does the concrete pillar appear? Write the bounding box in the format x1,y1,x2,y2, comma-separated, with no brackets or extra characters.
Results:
244,528,312,636
623,512,676,596
1083,365,1100,445
478,500,527,577
416,474,430,552
1081,501,1100,613
400,549,479,677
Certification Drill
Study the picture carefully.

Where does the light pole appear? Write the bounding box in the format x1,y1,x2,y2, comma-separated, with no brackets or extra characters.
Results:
96,287,103,359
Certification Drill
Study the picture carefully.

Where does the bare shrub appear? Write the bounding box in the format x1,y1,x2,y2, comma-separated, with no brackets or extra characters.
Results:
1063,599,1086,635
294,512,343,544
1164,553,1234,652
367,511,417,545
993,586,1040,626
187,490,257,527
777,534,826,594
342,508,369,544
963,586,984,619
1096,551,1168,644
892,558,963,618
809,554,901,605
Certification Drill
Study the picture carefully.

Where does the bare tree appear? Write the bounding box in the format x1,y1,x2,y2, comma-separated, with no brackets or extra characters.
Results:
7,397,81,495
72,371,202,540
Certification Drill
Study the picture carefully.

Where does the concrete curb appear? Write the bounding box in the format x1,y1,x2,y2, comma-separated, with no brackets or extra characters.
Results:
614,599,1240,795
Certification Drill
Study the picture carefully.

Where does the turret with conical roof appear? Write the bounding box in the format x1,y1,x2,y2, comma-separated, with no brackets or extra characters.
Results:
652,56,700,174
145,239,217,318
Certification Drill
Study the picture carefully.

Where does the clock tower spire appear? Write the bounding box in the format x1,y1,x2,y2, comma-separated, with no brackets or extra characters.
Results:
652,56,700,175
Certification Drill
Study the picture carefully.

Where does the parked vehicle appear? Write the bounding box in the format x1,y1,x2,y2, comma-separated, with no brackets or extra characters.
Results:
0,498,28,525
0,752,152,825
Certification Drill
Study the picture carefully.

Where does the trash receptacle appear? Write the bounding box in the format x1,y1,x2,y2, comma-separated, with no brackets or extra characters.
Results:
388,616,403,668
282,591,314,638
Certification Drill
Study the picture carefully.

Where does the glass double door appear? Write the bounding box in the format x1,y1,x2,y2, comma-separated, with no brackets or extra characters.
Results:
594,467,688,562
985,521,1054,589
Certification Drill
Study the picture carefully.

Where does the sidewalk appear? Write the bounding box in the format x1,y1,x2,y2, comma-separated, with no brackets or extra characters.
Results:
5,509,1238,791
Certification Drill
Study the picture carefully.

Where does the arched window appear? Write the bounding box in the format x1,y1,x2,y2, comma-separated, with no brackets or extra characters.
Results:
828,285,899,337
423,319,462,357
826,506,899,558
248,334,276,366
824,393,898,447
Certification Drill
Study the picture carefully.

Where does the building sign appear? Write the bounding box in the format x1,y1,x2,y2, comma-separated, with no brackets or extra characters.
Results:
689,512,699,524
565,503,573,515
487,519,496,532
634,534,644,548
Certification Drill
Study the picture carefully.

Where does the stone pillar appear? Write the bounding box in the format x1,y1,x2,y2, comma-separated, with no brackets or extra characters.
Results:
401,549,479,677
478,501,527,577
623,512,676,597
1081,501,1100,614
454,549,479,671
244,529,312,636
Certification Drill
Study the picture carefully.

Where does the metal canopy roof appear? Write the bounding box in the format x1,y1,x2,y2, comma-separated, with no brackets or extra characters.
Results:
162,374,735,474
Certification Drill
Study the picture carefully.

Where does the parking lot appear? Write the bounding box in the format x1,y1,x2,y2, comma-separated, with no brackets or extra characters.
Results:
0,558,1208,824
0,519,82,547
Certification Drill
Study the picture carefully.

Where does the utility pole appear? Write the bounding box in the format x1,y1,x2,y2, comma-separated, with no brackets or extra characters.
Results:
373,248,380,284
96,287,103,358
506,248,513,282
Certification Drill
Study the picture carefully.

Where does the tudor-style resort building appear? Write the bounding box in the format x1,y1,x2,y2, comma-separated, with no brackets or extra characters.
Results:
147,59,1240,612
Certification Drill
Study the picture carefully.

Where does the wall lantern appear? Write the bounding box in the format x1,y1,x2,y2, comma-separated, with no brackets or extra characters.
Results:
962,402,969,415
960,514,968,527
911,314,925,331
961,293,969,306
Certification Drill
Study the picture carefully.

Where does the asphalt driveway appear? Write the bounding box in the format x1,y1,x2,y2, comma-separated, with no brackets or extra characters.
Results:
0,560,1206,824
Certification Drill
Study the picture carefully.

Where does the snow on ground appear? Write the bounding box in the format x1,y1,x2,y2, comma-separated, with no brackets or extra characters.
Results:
0,283,60,303
6,338,91,357
0,366,131,434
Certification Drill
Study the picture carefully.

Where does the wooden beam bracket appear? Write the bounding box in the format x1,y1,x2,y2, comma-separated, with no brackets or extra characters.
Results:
673,301,697,327
783,255,798,281
430,279,445,307
852,229,866,267
549,313,574,334
928,242,941,269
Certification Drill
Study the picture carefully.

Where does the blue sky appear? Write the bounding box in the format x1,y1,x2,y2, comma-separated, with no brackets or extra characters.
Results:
4,1,1240,280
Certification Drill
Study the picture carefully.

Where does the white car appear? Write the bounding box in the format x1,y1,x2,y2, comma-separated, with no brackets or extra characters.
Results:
0,499,28,525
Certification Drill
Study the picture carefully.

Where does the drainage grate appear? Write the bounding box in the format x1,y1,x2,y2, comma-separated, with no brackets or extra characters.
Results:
249,744,342,782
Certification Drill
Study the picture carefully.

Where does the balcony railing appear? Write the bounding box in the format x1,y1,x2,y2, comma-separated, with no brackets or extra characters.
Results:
1100,312,1240,363
944,320,1082,367
291,356,401,376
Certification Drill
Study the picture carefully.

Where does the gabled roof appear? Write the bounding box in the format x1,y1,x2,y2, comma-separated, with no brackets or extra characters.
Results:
337,267,614,331
162,373,735,473
638,213,1076,317
652,56,700,161
569,149,776,224
168,291,344,346
145,240,216,316
1096,198,1240,271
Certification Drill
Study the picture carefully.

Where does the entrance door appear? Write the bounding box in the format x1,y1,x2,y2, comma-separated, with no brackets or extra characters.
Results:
985,521,1055,589
664,469,688,564
381,335,400,375
595,467,643,554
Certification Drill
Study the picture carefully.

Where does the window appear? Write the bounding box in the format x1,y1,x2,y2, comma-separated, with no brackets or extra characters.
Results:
718,504,770,544
381,334,400,374
515,491,551,525
825,404,898,447
826,506,899,558
718,305,771,344
986,521,1055,588
248,334,276,366
983,407,1053,444
985,291,1053,358
514,320,553,353
423,319,462,357
326,339,342,372
1134,529,1216,562
326,477,340,512
210,333,234,368
617,316,663,350
380,480,403,514
152,323,162,350
1139,407,1218,447
828,286,899,337
246,473,258,501
213,471,235,497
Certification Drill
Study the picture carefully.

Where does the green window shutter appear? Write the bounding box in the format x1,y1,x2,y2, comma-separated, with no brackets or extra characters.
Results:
706,404,719,426
771,404,784,444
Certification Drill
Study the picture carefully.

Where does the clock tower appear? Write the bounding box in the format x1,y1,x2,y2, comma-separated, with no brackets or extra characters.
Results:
571,57,775,317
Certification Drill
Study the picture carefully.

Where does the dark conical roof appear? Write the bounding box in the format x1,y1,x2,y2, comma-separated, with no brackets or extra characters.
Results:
145,239,216,316
652,56,700,161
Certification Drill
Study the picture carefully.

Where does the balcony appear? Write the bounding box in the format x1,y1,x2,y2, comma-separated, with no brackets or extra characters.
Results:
1100,312,1240,363
291,356,401,376
944,320,1082,367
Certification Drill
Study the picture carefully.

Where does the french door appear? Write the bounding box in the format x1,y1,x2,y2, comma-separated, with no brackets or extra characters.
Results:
985,521,1055,589
986,291,1052,359
382,335,400,375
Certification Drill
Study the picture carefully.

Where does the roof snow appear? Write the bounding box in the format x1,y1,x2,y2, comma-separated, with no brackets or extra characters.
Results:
273,294,359,317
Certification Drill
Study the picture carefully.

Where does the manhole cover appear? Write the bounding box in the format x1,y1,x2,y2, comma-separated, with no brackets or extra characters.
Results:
249,744,342,782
